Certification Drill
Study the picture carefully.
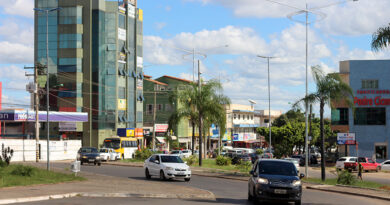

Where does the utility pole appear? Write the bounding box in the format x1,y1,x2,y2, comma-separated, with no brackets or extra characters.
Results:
198,60,202,166
24,65,41,162
152,91,157,151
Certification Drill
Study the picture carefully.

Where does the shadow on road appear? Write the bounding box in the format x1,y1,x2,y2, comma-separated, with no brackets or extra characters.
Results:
127,176,190,183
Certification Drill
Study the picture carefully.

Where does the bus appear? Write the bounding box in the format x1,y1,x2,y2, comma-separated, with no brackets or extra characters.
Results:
103,137,138,159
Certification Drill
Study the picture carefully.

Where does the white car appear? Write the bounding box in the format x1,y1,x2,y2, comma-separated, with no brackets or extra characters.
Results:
144,154,191,181
99,148,120,161
336,156,357,171
170,150,191,158
283,158,300,172
381,160,390,171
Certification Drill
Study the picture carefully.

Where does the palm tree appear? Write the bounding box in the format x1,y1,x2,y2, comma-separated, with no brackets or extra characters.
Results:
171,79,230,166
294,65,353,181
372,24,390,51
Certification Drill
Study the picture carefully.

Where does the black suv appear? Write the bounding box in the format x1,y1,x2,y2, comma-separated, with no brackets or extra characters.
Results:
77,147,101,166
248,159,304,205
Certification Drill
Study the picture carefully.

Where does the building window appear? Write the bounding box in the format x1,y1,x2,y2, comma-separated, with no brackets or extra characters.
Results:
118,14,126,29
59,34,82,48
375,145,387,160
264,119,269,123
158,104,163,111
147,104,153,115
331,108,349,125
59,6,82,24
354,108,386,125
234,114,236,119
118,87,126,99
362,80,378,89
238,114,240,120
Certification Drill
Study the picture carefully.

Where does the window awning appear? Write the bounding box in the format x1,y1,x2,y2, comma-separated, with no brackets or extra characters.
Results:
156,137,166,144
171,136,177,140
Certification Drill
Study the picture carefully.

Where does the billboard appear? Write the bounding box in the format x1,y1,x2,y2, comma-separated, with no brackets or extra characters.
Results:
337,133,356,145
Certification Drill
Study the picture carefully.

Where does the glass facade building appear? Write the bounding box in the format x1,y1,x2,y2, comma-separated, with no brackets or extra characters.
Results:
34,0,143,147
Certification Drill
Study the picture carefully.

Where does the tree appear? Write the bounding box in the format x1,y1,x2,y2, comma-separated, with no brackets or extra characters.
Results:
294,65,353,181
372,24,390,51
170,79,230,166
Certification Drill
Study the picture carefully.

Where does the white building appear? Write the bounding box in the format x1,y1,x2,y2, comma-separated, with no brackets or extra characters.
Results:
254,110,282,127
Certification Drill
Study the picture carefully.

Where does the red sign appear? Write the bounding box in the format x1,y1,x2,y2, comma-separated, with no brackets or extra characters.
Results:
354,96,390,106
155,124,168,132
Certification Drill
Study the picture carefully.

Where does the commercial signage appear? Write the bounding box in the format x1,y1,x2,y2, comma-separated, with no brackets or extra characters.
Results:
135,128,143,138
118,0,126,13
357,90,390,94
118,28,126,41
118,99,127,110
59,122,77,132
128,0,136,5
127,128,135,137
137,79,143,90
337,133,356,145
354,96,390,106
222,130,231,141
137,56,143,68
155,124,168,132
128,4,135,18
233,134,244,141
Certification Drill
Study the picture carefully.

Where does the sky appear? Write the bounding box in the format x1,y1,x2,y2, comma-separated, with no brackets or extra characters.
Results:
1,0,390,117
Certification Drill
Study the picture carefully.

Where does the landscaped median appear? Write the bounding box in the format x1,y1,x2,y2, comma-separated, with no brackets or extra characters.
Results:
0,164,85,188
303,177,390,191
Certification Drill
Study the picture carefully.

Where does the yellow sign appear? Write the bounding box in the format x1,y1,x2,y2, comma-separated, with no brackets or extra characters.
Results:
126,129,135,137
138,9,143,21
118,99,127,110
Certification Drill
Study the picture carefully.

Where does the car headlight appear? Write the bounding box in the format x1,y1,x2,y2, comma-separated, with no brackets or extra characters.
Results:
257,178,269,184
95,156,100,159
166,167,174,171
82,156,87,158
292,180,301,186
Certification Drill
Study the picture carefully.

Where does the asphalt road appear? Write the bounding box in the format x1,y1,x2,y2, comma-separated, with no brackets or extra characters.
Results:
22,163,389,205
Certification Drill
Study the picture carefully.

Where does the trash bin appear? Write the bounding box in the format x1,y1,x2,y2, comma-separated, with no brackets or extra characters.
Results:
71,160,81,176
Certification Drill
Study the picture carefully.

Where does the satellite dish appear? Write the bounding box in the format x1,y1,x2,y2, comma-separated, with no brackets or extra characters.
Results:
248,99,257,104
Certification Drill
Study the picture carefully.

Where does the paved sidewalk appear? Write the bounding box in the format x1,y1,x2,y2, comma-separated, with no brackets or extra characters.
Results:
106,161,390,201
0,162,215,204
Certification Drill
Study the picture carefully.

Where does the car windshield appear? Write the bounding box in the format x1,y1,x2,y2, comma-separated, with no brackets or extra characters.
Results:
81,148,98,153
103,139,120,150
171,151,180,154
182,151,189,153
99,149,108,153
284,158,298,163
338,158,346,162
259,161,297,176
161,156,184,163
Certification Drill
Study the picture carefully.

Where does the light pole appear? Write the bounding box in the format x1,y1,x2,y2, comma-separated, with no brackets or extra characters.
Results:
263,0,358,179
34,7,61,171
257,55,276,156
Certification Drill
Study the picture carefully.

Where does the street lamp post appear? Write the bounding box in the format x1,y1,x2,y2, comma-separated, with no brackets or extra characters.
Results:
263,0,358,179
257,55,276,156
34,7,61,171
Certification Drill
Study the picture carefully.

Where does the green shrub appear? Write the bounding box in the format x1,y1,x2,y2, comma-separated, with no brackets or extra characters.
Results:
11,165,35,177
184,155,198,166
216,155,231,166
337,170,357,185
236,161,252,172
256,149,263,155
135,149,153,160
0,160,7,168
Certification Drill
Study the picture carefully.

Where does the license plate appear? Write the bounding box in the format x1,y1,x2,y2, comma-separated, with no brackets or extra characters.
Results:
177,172,185,175
89,159,95,162
274,189,287,194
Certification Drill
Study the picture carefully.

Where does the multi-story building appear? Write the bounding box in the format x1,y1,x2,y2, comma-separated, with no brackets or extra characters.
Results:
254,110,282,128
331,60,390,161
143,75,198,149
225,104,259,148
34,0,143,147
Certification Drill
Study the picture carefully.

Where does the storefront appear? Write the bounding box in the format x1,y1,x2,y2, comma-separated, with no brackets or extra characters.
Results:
332,60,390,162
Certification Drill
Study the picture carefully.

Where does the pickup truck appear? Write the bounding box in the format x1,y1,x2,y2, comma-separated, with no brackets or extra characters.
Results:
344,157,381,172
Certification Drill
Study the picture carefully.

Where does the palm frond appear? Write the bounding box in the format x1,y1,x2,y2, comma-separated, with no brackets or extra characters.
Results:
372,24,390,52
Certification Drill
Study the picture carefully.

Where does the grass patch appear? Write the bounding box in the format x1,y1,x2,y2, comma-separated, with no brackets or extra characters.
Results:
0,165,85,188
120,159,144,163
190,159,250,176
303,177,387,190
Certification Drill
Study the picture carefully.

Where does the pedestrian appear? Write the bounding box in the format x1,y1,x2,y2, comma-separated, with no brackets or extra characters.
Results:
357,162,363,180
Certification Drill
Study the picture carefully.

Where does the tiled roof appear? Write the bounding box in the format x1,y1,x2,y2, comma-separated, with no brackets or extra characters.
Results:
162,75,193,83
144,78,168,86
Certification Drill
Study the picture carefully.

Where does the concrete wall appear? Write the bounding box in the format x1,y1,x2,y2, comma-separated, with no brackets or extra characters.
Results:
0,139,81,162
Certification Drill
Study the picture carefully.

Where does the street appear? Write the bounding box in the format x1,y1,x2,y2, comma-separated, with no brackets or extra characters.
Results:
20,163,389,205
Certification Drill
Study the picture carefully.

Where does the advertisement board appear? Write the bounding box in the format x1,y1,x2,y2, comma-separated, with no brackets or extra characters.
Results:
155,124,168,132
118,99,127,110
127,128,135,137
59,122,77,132
128,3,135,18
118,28,126,41
337,133,356,145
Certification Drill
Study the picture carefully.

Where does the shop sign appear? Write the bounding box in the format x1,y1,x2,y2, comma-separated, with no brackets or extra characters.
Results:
59,122,77,131
357,90,390,94
135,128,143,137
118,0,126,13
118,99,127,110
143,129,150,136
118,28,126,41
155,124,168,132
128,4,135,18
126,128,135,137
354,96,390,106
137,56,143,68
337,133,356,145
128,0,136,5
233,133,243,141
137,79,143,90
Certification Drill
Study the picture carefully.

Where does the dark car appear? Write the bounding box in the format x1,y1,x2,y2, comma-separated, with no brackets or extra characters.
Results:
77,147,101,166
248,159,304,205
291,155,305,166
232,154,251,165
249,153,261,164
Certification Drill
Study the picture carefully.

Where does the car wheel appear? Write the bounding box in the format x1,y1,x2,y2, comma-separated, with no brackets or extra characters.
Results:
80,161,83,165
145,168,151,179
160,170,166,181
295,200,301,205
184,178,190,182
247,189,253,201
107,157,110,161
376,167,380,172
94,162,97,166
98,162,101,166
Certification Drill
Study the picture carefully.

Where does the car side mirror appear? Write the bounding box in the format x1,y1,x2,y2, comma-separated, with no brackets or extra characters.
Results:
154,160,160,164
299,173,305,179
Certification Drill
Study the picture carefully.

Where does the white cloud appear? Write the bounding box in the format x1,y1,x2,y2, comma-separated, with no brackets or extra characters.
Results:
0,0,34,18
0,41,34,64
155,22,167,30
188,0,388,36
0,65,28,81
0,20,34,45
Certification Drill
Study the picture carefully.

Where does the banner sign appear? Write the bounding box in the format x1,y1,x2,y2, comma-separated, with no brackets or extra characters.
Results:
155,124,168,132
59,122,77,132
118,28,126,41
337,133,356,145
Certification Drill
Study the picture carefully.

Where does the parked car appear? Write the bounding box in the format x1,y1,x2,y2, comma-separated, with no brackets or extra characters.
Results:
249,153,260,164
77,147,101,166
99,148,120,161
283,158,300,172
291,155,305,166
181,150,192,158
344,157,381,172
144,154,191,181
248,159,304,205
381,160,390,171
335,157,357,171
232,154,251,164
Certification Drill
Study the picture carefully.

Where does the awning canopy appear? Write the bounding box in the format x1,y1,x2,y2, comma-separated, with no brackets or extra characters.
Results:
156,137,166,144
171,136,177,140
178,137,190,143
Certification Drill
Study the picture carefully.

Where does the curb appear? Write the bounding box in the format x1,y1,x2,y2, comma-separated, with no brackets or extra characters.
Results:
0,191,216,205
306,186,390,201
